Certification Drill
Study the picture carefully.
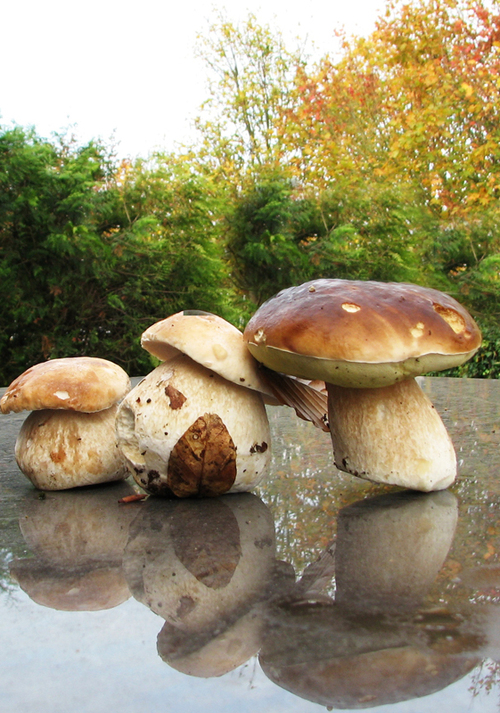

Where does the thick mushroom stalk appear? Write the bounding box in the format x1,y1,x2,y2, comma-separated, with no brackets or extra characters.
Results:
116,355,271,497
15,406,128,490
327,378,457,491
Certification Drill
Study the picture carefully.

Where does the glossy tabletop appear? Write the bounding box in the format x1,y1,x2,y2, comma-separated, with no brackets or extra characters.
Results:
1,377,500,712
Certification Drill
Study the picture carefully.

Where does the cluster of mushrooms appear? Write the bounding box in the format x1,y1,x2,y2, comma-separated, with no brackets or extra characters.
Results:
0,278,482,495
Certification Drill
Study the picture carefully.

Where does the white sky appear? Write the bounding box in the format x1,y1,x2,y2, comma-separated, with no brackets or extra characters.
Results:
1,0,384,160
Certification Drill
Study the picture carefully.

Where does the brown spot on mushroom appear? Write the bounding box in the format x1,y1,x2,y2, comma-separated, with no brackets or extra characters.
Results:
250,441,268,454
167,413,237,497
165,384,187,410
171,500,241,588
176,595,197,618
50,446,66,463
433,303,467,334
254,536,273,549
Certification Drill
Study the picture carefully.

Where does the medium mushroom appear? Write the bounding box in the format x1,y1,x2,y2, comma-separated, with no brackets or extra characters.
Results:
141,310,328,430
0,356,131,490
116,310,327,498
243,279,482,492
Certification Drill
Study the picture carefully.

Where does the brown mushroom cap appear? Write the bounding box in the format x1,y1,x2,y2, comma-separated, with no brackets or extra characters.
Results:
0,357,131,413
243,280,482,388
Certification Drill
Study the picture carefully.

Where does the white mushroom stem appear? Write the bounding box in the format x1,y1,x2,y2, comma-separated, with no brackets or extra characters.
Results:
116,355,271,497
15,406,128,490
326,377,457,492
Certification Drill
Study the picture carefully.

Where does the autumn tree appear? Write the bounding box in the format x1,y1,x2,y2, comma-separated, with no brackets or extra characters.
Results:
194,12,303,184
0,128,234,383
285,0,500,214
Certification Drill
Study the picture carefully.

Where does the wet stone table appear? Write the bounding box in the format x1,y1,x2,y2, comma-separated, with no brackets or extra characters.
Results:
1,377,500,713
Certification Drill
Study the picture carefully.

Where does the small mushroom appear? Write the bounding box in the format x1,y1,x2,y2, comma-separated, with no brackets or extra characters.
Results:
141,310,276,399
0,357,131,490
243,279,482,492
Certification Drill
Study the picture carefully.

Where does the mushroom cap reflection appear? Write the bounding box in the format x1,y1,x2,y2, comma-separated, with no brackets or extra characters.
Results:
335,490,458,614
9,561,130,611
10,482,137,610
123,493,275,632
259,604,481,709
157,606,265,677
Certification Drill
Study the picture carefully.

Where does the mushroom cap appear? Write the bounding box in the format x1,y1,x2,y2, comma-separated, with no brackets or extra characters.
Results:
0,356,131,413
141,311,274,397
157,607,265,677
243,280,482,388
9,561,130,611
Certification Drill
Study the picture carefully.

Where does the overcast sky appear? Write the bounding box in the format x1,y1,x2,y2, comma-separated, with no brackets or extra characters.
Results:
2,0,384,159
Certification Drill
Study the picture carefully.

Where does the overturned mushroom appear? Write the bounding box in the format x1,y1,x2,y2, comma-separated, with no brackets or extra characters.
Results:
0,357,131,490
244,279,482,492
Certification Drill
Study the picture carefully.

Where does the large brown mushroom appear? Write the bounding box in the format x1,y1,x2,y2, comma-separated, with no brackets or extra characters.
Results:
0,357,131,489
243,279,482,492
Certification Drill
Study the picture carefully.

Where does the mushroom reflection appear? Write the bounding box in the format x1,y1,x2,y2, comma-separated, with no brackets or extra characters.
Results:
259,489,482,709
10,482,137,610
123,493,278,676
335,490,458,614
459,564,500,663
259,605,481,709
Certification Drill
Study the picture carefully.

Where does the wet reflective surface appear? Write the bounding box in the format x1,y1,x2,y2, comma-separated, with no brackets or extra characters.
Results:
1,377,500,712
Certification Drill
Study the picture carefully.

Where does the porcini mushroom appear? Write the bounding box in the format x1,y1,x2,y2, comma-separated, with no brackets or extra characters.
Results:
0,356,131,490
243,279,482,492
141,310,328,430
141,310,276,397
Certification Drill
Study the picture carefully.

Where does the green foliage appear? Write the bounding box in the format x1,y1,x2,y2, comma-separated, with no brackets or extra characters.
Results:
3,3,500,381
225,173,312,305
0,128,234,384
